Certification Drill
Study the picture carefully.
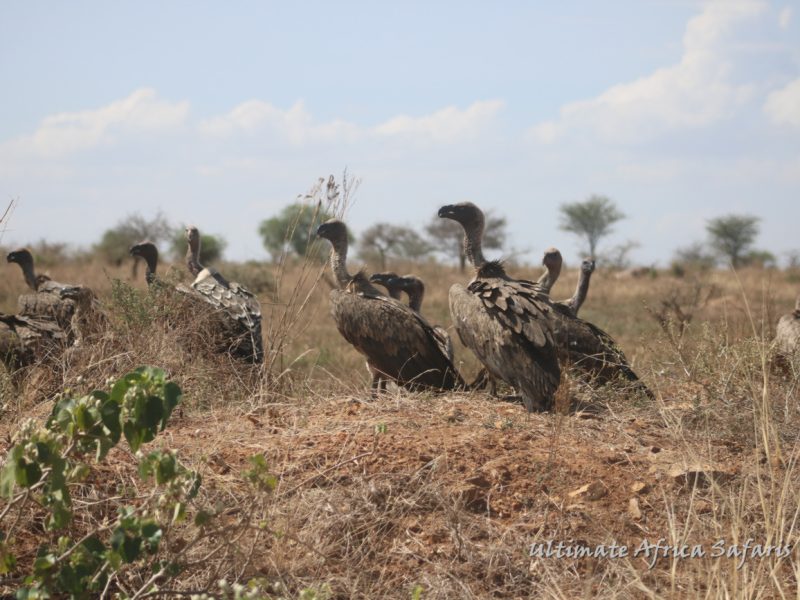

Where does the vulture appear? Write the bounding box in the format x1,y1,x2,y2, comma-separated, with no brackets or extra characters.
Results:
370,272,455,362
129,241,160,286
438,202,561,411
317,219,464,395
0,312,68,371
6,248,101,345
774,295,800,370
541,255,651,396
6,248,78,331
184,226,264,364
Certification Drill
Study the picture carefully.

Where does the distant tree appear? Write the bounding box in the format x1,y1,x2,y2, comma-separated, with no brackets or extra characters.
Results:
258,202,338,262
706,214,760,268
785,250,800,270
742,249,776,269
94,212,173,270
27,240,73,268
425,210,507,272
169,229,227,265
559,195,625,259
670,242,716,276
359,223,433,269
601,240,640,270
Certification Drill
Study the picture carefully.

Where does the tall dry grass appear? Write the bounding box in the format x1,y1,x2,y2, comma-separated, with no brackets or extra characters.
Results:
1,202,799,597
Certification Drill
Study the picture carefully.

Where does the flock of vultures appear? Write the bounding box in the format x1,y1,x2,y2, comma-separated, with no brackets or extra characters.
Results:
1,202,799,408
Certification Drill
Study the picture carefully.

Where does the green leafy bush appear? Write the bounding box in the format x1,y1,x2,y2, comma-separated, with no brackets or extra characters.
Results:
0,367,197,598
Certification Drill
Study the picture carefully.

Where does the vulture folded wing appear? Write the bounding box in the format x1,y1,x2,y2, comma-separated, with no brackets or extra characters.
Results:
330,289,463,390
450,282,560,411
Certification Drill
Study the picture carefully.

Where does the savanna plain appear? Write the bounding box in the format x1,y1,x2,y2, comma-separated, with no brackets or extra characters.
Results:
1,236,799,599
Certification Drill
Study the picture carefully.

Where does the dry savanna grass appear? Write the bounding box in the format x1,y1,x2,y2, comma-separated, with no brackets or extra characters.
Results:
1,248,799,598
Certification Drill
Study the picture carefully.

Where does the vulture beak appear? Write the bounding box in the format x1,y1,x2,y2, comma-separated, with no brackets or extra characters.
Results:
437,205,456,219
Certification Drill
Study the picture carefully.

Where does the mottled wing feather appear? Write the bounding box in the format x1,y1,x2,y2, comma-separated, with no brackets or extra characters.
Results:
450,281,560,411
189,272,264,363
775,313,800,358
17,292,76,331
550,303,650,394
330,290,463,390
0,313,69,367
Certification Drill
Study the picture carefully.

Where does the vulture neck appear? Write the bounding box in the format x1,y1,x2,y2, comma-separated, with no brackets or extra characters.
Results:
536,262,561,294
406,285,423,312
186,238,202,277
568,267,592,314
19,260,39,291
143,255,158,286
794,296,800,316
463,224,487,270
329,237,351,288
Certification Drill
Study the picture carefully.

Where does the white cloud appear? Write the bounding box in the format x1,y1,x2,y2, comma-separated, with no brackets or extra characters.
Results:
3,88,189,158
531,0,765,144
373,100,505,143
764,78,800,127
778,6,792,29
200,98,505,146
198,99,361,144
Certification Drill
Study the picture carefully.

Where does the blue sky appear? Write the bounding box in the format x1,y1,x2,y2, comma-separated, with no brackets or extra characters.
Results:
1,0,798,266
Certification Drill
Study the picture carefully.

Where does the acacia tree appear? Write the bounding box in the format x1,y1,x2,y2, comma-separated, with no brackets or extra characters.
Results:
94,212,173,275
425,210,507,272
706,214,760,268
559,195,625,259
258,202,337,262
359,223,433,269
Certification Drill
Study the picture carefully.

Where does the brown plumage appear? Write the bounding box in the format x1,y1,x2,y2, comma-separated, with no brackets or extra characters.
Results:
774,296,800,369
540,255,651,397
7,248,77,331
318,219,464,395
0,312,68,371
371,272,455,363
6,248,103,345
438,203,561,411
184,226,264,364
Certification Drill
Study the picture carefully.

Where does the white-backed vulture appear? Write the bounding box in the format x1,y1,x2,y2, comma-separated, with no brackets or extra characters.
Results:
541,255,651,397
774,296,800,370
129,241,160,286
438,202,561,411
0,312,68,370
6,247,102,345
317,219,465,395
183,227,264,364
7,248,77,331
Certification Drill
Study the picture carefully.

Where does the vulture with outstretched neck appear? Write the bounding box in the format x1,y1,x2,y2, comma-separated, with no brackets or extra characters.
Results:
438,202,561,411
537,253,650,397
318,219,464,395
